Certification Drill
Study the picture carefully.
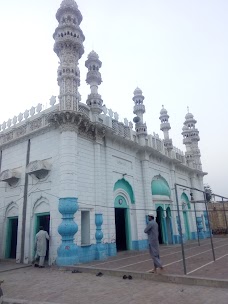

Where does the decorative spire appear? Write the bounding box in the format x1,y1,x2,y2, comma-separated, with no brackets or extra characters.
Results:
85,50,103,117
159,106,173,151
53,0,85,111
132,88,147,137
182,111,201,170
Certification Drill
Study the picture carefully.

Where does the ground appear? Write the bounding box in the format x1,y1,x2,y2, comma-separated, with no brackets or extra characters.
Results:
1,266,228,304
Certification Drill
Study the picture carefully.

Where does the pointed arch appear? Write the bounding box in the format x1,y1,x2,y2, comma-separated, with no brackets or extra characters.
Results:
113,179,135,204
5,201,19,218
152,175,171,198
32,196,50,215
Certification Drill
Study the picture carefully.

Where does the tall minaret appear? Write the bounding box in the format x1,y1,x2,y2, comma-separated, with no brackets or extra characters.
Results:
182,109,202,170
133,87,147,137
53,0,85,111
85,50,103,118
159,105,173,151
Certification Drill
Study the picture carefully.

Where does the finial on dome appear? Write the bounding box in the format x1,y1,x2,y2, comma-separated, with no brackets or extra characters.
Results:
187,106,189,113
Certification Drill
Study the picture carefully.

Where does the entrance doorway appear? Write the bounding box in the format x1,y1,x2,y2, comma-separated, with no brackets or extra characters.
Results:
166,208,173,244
5,217,18,259
156,207,164,244
35,213,50,260
115,208,127,251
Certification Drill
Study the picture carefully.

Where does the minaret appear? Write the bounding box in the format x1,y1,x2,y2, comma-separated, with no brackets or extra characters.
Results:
182,109,202,170
53,0,85,111
133,87,147,137
85,50,103,118
159,105,173,151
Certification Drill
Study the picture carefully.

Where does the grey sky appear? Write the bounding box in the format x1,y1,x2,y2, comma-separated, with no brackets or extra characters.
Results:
0,0,227,196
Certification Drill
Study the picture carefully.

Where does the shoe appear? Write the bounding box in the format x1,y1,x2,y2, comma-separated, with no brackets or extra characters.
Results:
123,275,127,279
128,275,132,280
34,264,39,268
96,272,103,277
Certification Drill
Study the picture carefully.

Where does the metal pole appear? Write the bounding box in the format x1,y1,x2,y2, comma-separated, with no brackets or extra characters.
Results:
175,184,187,275
204,193,216,261
222,197,228,234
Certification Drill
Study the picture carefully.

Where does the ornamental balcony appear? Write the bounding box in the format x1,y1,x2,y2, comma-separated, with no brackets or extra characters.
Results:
0,168,21,186
26,159,51,179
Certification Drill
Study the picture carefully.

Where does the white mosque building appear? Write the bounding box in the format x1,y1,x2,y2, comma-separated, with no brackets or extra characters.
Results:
0,0,208,266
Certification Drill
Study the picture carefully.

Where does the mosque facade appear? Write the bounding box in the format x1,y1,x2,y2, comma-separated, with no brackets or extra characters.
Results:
0,0,208,265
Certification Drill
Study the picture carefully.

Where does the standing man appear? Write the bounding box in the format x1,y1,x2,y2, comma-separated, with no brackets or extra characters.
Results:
34,226,49,268
144,214,164,274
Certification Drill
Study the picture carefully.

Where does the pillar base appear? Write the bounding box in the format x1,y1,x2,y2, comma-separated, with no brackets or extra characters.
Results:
95,244,107,260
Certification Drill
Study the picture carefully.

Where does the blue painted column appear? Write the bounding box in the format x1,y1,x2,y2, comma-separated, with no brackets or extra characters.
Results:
95,213,107,260
203,211,210,237
56,198,79,265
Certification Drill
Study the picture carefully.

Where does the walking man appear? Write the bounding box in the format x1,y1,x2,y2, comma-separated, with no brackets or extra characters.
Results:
144,214,164,274
34,226,49,268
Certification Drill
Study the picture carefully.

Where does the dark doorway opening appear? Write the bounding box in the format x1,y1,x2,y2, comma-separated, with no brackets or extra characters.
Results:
156,207,164,244
6,217,18,259
36,214,50,260
115,208,127,251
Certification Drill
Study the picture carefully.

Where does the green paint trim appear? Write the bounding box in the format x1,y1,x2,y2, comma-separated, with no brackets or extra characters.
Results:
114,179,135,204
183,211,191,240
181,193,191,209
114,195,128,208
152,176,171,197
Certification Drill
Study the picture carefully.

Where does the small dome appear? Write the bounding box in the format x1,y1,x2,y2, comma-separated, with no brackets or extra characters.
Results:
133,87,142,96
160,105,167,115
185,112,194,120
182,125,188,131
88,50,99,60
61,0,78,8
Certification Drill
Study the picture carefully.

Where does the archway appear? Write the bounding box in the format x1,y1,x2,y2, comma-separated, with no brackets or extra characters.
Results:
156,206,165,244
166,207,173,244
181,193,191,240
114,195,131,251
5,202,19,259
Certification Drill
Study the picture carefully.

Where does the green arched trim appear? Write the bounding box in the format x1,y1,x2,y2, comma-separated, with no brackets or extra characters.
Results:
114,179,135,204
151,175,171,197
181,193,191,209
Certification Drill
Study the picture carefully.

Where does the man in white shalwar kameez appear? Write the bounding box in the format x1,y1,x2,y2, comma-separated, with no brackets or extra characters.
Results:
144,214,164,274
34,226,49,268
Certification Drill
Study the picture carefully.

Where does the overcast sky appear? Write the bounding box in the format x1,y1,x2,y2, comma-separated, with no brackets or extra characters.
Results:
0,0,227,197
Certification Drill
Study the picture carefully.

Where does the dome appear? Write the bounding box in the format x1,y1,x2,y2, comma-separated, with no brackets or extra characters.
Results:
160,105,167,115
152,176,171,197
88,50,99,60
133,87,142,96
60,0,78,8
182,125,188,131
185,112,194,120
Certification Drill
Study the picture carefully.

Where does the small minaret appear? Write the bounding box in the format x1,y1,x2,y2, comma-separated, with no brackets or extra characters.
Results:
133,87,147,137
182,109,202,170
85,50,103,118
53,0,85,111
159,105,173,151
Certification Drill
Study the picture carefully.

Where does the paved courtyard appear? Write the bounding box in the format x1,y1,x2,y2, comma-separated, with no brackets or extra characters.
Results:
1,266,228,304
1,237,228,304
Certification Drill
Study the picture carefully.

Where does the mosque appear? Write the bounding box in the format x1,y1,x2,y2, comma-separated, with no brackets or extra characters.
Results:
0,0,208,266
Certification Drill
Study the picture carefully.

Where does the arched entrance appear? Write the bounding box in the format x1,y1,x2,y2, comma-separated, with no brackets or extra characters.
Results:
114,195,131,251
156,206,165,244
166,207,173,244
5,202,19,259
181,193,191,240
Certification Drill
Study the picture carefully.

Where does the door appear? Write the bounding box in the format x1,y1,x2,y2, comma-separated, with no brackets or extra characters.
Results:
5,217,18,259
183,211,190,240
115,208,127,251
35,213,50,260
156,207,164,244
